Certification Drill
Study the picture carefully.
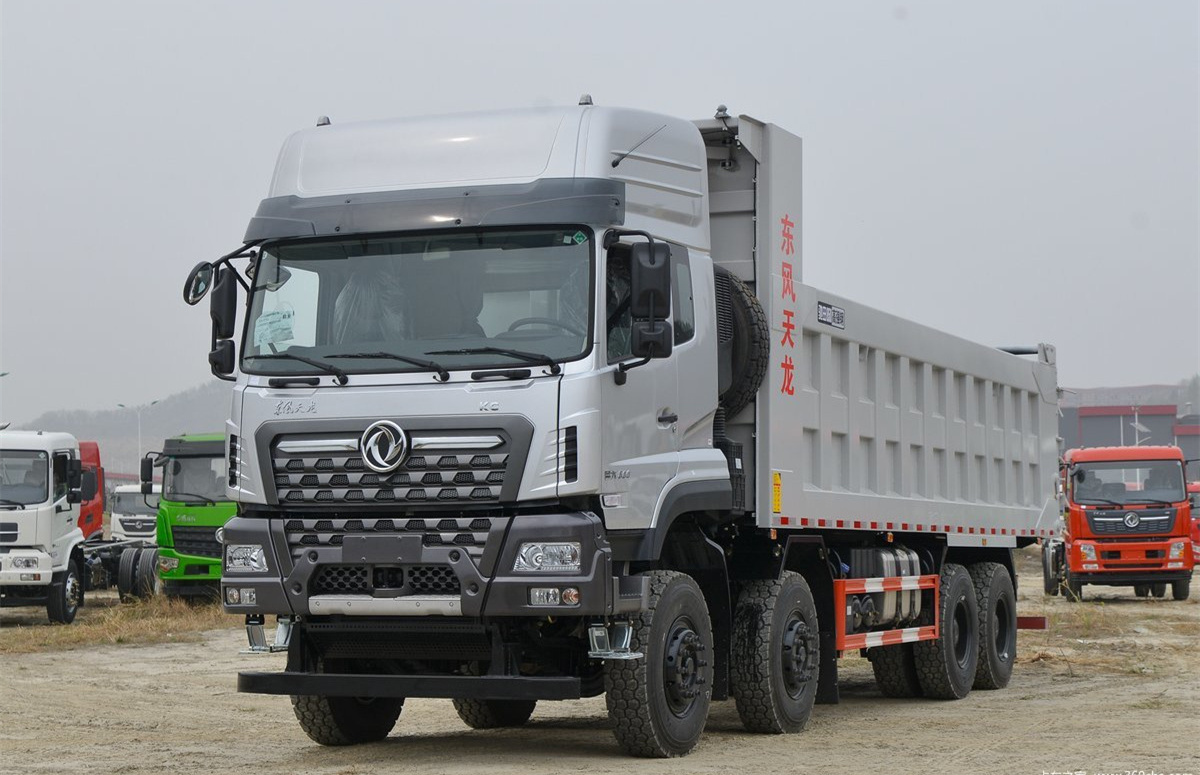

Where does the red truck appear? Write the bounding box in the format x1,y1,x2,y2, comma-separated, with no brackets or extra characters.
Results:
77,441,105,540
1044,446,1196,601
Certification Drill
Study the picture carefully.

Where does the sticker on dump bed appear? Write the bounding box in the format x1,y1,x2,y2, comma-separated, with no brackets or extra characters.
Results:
816,301,845,329
254,307,295,346
772,471,782,514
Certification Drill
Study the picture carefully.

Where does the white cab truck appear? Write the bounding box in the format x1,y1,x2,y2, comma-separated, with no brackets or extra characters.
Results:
0,431,159,622
110,484,161,543
184,102,1060,756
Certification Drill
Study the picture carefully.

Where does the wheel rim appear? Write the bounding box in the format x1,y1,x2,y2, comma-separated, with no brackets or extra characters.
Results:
64,571,81,614
780,609,817,699
952,594,972,669
663,615,706,717
992,595,1013,662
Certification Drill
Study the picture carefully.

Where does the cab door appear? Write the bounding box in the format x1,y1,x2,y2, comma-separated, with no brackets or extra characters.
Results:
598,240,679,532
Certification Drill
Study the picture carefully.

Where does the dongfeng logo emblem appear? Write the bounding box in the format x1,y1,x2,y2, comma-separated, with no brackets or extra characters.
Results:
1123,512,1140,528
361,421,408,473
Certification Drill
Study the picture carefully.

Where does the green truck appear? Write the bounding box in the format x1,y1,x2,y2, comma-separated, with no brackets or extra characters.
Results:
141,433,235,598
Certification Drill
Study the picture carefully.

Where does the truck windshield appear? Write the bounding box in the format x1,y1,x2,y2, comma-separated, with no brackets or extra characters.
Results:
1071,460,1186,506
0,450,49,506
113,490,159,515
163,456,226,504
242,228,593,377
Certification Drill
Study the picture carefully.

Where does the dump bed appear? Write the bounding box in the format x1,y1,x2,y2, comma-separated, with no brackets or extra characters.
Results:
699,113,1060,545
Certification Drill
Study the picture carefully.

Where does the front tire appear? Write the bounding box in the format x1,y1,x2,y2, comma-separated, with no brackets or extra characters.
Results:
1171,579,1190,601
452,698,536,729
1063,573,1083,602
291,658,403,746
47,560,82,624
1041,546,1059,596
1134,584,1150,598
606,570,713,758
1151,583,1167,598
969,562,1016,690
730,571,820,733
914,563,978,699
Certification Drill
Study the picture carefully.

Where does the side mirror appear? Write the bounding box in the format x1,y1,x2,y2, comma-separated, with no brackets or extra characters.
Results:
67,459,83,489
629,242,672,320
79,470,97,502
210,339,235,377
184,262,215,305
631,320,673,358
140,457,154,485
211,266,237,340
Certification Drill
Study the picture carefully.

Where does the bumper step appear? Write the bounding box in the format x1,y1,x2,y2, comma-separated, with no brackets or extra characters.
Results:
238,671,581,700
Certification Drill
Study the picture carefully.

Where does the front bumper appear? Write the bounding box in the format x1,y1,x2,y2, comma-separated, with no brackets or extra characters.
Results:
0,550,53,586
159,548,221,582
220,511,646,618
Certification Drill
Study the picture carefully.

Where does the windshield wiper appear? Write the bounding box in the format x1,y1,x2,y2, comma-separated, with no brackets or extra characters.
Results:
426,346,561,375
246,353,349,386
1076,497,1123,508
327,352,450,382
1126,497,1175,506
170,492,216,506
0,498,26,510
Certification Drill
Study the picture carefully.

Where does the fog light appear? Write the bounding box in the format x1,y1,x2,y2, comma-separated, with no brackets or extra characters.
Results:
1167,561,1184,569
529,587,561,606
240,588,256,605
560,587,580,606
1168,541,1185,560
225,587,241,604
1079,544,1097,561
1082,563,1099,570
20,573,41,581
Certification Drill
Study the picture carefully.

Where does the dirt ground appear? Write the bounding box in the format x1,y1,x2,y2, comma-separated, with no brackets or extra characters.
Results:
2,548,1197,775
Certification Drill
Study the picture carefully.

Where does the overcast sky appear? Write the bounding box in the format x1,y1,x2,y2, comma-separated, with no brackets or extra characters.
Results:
2,0,1197,424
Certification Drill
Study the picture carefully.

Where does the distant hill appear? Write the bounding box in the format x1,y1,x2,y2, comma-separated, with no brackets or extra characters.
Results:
16,381,232,476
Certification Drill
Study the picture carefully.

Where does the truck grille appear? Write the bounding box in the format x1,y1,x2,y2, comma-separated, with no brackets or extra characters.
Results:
171,525,222,558
284,516,497,562
1087,509,1175,536
270,433,510,507
118,517,156,534
311,564,460,596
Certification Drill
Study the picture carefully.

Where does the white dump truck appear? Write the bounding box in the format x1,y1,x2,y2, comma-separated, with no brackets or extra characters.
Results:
0,431,159,621
183,101,1060,756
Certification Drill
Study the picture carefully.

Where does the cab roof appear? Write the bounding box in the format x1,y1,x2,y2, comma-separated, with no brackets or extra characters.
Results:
1065,446,1184,464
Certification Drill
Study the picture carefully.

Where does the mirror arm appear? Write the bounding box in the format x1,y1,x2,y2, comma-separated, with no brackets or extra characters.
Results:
212,241,263,292
613,357,651,386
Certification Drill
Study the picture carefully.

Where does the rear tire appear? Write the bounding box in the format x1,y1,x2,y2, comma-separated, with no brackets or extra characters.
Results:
1041,546,1059,596
47,560,82,624
452,698,536,729
914,564,978,699
1134,584,1150,598
134,548,159,598
605,570,713,758
117,547,141,601
869,644,923,698
969,563,1016,690
730,571,820,733
1151,583,1167,598
1170,579,1189,601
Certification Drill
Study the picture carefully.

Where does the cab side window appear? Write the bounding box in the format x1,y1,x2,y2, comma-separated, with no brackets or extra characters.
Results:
606,247,633,363
52,453,70,502
672,251,694,344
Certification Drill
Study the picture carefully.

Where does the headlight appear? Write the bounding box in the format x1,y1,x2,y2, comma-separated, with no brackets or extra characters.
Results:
1079,544,1097,561
1169,541,1186,559
226,544,269,573
513,542,581,573
12,557,39,570
159,555,180,573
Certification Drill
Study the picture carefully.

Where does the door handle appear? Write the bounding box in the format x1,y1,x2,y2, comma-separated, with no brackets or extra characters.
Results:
657,412,678,425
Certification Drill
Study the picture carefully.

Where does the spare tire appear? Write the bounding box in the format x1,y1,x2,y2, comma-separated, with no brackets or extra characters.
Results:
714,266,770,419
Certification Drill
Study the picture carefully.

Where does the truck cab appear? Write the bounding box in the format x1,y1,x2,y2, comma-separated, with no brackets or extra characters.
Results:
1046,446,1195,601
110,483,161,543
0,430,97,622
77,441,105,540
146,434,236,598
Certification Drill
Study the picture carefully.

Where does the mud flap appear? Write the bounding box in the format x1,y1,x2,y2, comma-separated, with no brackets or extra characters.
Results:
816,629,839,704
